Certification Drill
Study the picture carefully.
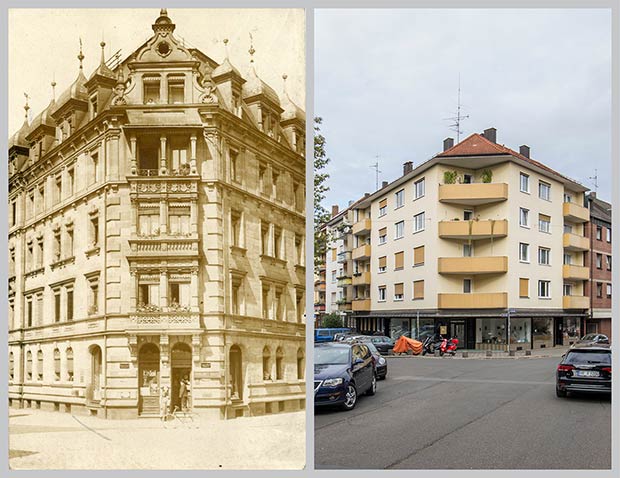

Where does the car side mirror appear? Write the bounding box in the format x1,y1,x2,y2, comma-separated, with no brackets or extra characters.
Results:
561,354,566,358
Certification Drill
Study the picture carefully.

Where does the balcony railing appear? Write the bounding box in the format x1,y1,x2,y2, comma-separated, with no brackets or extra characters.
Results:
563,233,589,251
337,251,351,264
562,264,589,281
563,295,589,309
352,218,371,236
438,219,508,240
337,276,352,287
352,298,371,311
563,202,589,223
438,256,508,275
128,235,199,258
129,311,201,330
438,292,507,309
438,183,508,205
352,244,371,260
352,271,371,286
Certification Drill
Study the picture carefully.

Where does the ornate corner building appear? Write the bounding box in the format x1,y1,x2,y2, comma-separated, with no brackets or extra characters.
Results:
8,10,306,419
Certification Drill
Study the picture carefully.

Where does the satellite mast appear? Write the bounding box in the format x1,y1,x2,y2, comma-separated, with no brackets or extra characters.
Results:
370,155,381,191
444,74,469,143
588,169,598,194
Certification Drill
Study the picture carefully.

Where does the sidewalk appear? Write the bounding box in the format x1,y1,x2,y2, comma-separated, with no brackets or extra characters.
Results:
388,346,570,360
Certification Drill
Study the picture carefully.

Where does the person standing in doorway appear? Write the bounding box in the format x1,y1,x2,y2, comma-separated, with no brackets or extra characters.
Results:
159,385,170,420
179,375,189,411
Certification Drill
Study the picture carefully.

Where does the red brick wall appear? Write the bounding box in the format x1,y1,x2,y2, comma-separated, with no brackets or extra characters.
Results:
585,222,612,309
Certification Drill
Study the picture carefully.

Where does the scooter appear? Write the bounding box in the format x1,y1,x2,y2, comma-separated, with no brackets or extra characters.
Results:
421,335,442,355
438,337,459,356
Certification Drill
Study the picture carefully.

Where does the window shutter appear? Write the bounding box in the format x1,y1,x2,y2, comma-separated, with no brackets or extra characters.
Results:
379,227,387,236
378,256,387,268
539,214,551,222
413,246,425,265
331,248,337,261
519,278,529,298
394,251,404,269
379,198,387,208
413,280,424,299
394,283,404,295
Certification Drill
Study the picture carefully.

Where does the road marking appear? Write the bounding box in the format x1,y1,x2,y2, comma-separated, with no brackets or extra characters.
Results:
392,376,553,385
71,415,111,441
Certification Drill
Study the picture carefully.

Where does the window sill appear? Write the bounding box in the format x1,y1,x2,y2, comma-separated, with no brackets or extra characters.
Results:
85,246,101,258
413,229,425,235
231,245,247,257
394,236,404,241
50,256,75,270
413,263,424,267
394,298,404,302
260,254,287,268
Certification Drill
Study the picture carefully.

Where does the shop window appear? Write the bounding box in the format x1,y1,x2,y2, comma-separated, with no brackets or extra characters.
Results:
276,347,284,380
66,348,74,381
168,76,185,104
262,347,272,380
143,75,161,104
596,283,603,298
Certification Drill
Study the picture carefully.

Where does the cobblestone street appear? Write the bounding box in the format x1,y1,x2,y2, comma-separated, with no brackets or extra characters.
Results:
9,410,305,470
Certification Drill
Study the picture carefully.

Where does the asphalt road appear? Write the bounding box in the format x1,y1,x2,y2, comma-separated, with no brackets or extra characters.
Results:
315,356,611,469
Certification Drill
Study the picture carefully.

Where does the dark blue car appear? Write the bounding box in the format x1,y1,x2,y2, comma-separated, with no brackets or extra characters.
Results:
314,342,376,411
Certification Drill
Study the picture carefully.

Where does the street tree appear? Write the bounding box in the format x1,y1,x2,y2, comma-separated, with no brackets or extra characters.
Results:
322,313,343,328
314,117,331,273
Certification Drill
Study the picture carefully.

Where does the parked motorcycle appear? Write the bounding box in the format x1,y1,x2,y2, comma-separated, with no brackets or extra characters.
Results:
438,337,459,356
421,335,441,355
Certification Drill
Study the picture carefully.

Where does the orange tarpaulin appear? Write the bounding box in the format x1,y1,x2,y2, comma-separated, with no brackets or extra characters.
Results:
392,336,423,355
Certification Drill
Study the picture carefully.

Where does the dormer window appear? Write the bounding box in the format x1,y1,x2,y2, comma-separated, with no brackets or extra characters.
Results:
168,75,184,104
90,94,98,119
232,92,242,117
143,75,161,104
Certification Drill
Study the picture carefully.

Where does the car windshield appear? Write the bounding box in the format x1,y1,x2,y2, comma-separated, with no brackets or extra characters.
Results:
315,347,349,365
365,342,379,354
565,351,611,365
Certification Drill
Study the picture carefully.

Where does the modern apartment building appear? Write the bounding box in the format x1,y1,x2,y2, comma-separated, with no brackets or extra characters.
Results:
585,192,612,339
8,10,306,419
348,128,590,350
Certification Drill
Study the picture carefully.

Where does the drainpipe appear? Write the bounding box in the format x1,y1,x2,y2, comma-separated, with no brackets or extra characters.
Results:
588,197,594,334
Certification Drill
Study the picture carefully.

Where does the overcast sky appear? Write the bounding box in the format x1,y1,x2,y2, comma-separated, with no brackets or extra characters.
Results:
315,8,612,209
8,8,304,136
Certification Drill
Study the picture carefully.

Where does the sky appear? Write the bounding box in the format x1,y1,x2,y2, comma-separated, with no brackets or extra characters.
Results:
315,8,612,209
8,8,305,136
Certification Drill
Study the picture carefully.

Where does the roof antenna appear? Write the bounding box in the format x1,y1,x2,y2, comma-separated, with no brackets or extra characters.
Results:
370,155,381,191
588,169,598,194
444,74,469,143
51,74,56,101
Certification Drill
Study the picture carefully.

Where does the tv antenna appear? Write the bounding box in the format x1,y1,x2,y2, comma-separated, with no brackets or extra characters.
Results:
444,74,469,143
370,156,381,191
588,169,598,194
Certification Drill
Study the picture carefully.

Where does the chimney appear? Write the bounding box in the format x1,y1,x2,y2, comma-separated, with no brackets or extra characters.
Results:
364,192,370,197
403,161,413,175
443,137,454,151
331,205,339,217
348,200,354,206
519,145,530,158
483,127,497,144
590,191,597,199
382,181,388,188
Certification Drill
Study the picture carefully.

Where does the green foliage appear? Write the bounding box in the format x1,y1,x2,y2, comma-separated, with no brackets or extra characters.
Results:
314,117,331,272
322,313,343,328
481,169,493,183
443,170,458,184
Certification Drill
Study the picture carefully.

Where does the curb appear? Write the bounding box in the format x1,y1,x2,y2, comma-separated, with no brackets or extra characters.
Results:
385,352,566,360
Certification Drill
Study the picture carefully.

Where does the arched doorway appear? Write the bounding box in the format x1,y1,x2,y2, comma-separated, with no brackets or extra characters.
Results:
229,345,242,400
90,345,103,402
138,343,160,415
170,342,192,411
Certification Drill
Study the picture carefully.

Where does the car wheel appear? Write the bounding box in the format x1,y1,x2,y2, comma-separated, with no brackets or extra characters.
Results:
366,374,377,396
341,384,357,410
556,387,567,398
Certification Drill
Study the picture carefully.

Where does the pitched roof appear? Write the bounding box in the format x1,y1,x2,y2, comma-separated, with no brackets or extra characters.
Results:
438,132,584,187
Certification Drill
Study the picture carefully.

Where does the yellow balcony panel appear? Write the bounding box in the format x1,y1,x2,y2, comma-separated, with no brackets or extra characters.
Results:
352,244,371,260
438,183,508,206
563,202,589,223
438,219,508,240
352,299,371,311
563,233,589,251
336,301,352,312
337,276,352,287
438,292,507,309
438,256,508,275
352,271,371,286
352,218,372,236
563,295,590,309
563,264,589,281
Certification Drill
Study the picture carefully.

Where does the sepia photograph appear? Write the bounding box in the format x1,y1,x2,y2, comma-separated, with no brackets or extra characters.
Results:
313,8,612,470
7,7,306,470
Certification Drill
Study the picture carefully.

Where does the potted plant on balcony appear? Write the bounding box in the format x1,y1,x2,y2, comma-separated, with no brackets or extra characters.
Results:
443,170,458,184
481,169,493,183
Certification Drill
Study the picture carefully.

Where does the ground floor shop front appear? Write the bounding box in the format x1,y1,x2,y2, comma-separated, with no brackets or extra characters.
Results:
355,310,587,350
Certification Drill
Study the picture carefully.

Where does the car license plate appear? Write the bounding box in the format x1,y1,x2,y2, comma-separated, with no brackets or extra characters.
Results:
574,370,600,377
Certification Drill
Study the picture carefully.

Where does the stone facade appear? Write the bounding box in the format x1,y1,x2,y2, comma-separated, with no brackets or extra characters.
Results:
8,10,306,419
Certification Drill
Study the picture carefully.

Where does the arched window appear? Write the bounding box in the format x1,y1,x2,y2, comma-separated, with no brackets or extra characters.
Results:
54,349,61,381
276,347,284,380
37,350,43,381
297,348,304,380
26,351,32,381
262,346,271,381
66,347,74,381
9,352,15,381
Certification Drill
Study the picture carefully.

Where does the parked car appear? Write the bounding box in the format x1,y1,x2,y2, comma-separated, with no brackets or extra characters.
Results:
368,336,396,355
556,344,611,398
314,328,353,343
342,337,388,380
574,334,610,346
314,342,376,410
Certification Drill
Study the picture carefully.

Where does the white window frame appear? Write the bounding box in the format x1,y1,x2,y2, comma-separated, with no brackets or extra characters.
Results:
378,231,387,245
519,208,529,228
413,212,425,233
519,243,530,263
538,181,551,201
606,227,611,242
395,189,404,209
538,280,551,299
539,215,551,233
379,204,387,217
395,221,404,239
538,247,551,266
520,173,530,193
606,283,612,297
414,178,425,200
378,286,386,302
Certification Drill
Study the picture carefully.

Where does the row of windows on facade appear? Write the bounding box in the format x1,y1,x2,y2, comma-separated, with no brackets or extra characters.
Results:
252,219,304,264
9,348,74,383
261,346,305,382
593,224,612,243
257,282,305,322
594,282,613,299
